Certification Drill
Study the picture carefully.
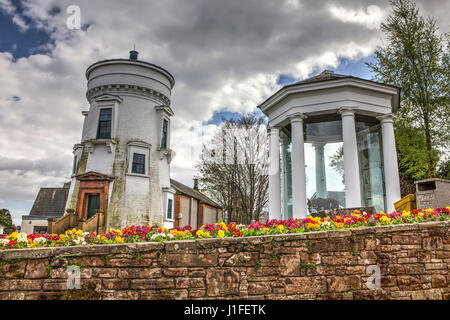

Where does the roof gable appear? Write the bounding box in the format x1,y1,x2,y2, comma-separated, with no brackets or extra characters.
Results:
292,70,347,85
29,187,69,218
258,70,400,114
170,179,221,208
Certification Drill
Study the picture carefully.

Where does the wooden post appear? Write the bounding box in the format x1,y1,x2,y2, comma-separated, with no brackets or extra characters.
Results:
78,218,86,231
95,209,104,234
66,209,76,227
47,218,56,234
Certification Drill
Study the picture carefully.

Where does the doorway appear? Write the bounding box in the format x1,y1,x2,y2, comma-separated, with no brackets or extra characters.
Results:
87,194,100,219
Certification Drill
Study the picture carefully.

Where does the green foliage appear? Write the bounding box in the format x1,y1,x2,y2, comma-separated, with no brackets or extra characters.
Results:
395,120,436,195
329,146,344,184
67,260,85,269
437,159,450,179
300,262,316,269
306,240,313,254
395,121,433,181
46,264,52,278
135,252,143,260
366,0,450,178
0,209,13,232
0,258,23,265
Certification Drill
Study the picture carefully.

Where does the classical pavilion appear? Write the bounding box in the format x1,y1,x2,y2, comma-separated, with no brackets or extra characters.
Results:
258,70,401,219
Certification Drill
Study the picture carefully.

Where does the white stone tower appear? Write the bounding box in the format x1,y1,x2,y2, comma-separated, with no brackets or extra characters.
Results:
65,50,176,230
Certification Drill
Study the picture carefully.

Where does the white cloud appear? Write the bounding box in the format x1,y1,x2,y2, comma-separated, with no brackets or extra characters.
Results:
12,14,29,31
328,4,385,30
0,0,15,15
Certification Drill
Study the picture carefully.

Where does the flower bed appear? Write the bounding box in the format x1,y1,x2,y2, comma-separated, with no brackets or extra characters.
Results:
1,207,449,250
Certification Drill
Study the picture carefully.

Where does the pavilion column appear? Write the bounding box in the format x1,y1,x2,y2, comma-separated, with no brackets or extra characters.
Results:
290,114,308,218
339,108,362,208
377,113,401,212
268,127,281,220
313,142,327,198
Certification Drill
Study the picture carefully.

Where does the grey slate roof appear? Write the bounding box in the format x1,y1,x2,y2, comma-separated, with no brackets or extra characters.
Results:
28,186,69,218
290,70,400,88
170,179,221,208
257,69,401,110
293,70,347,85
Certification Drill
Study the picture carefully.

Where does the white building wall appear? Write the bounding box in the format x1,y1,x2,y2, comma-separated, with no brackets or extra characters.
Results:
21,218,48,234
86,144,115,175
123,175,151,227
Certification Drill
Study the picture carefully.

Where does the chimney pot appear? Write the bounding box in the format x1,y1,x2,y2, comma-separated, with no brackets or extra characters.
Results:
193,178,199,190
129,50,139,60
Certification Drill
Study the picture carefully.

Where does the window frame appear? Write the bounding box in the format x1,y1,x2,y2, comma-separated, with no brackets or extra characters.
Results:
97,108,113,139
161,118,169,148
131,152,146,175
126,141,151,177
166,198,173,220
72,155,78,174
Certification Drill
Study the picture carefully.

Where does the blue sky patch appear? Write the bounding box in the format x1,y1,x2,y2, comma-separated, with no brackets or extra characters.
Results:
332,55,376,80
206,111,241,125
2,200,34,225
277,73,298,86
0,0,54,58
206,109,267,125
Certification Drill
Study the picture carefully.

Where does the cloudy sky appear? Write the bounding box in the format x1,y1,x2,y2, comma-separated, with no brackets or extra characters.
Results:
0,0,448,225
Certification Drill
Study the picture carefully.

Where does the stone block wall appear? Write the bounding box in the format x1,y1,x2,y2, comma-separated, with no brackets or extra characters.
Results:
0,221,448,300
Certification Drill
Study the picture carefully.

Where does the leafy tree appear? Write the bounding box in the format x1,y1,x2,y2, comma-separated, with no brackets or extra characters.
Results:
0,209,13,232
437,159,450,179
329,146,344,184
366,0,450,180
395,118,437,195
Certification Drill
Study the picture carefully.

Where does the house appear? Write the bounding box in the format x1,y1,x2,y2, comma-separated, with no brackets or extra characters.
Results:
170,179,223,229
21,184,69,234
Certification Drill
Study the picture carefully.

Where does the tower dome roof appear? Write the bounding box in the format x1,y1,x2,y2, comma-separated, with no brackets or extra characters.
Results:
85,52,175,89
85,52,175,104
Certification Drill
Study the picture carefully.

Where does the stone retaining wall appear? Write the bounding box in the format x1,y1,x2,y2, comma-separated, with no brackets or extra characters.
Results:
0,221,449,300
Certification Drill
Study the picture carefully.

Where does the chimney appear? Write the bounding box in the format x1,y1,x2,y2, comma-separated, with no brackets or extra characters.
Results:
193,178,199,190
129,50,139,60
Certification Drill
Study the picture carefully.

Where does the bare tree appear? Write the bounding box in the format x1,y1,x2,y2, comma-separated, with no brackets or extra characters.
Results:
196,112,269,224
